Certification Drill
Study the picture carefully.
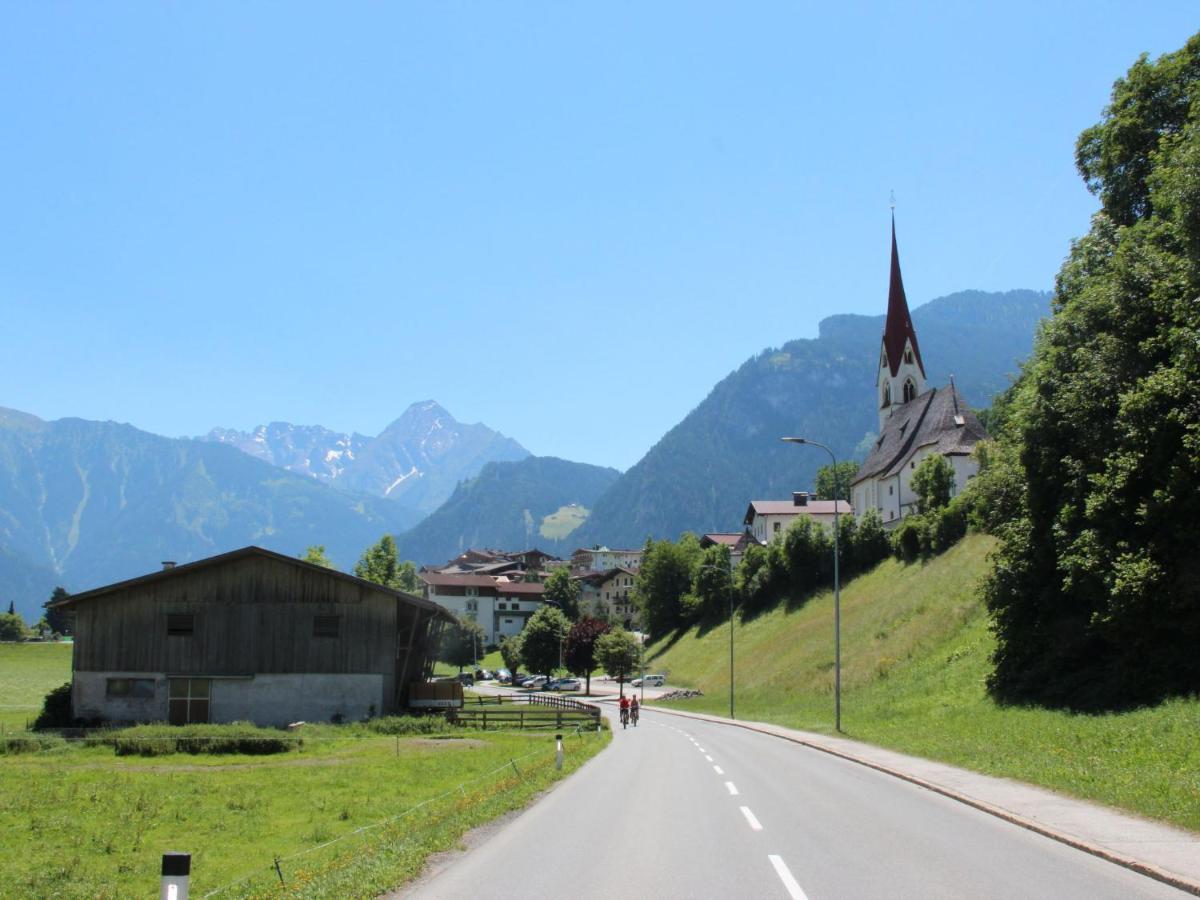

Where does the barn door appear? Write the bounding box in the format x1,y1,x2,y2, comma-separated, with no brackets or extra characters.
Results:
168,678,211,724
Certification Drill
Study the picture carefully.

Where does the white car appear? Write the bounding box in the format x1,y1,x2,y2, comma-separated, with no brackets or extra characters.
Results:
631,674,665,687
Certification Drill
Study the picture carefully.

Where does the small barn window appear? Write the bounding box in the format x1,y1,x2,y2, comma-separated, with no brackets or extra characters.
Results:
313,615,340,638
167,613,194,636
498,602,507,610
107,678,155,699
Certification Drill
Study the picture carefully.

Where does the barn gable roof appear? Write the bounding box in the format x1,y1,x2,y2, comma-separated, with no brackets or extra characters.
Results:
49,546,452,619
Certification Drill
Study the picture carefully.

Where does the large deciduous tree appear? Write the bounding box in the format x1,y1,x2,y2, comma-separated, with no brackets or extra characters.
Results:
353,535,421,593
814,461,859,502
635,534,702,639
910,455,954,514
542,568,582,621
519,606,571,678
563,617,610,695
301,545,336,569
0,611,27,642
595,628,641,698
986,33,1200,709
439,615,485,673
43,587,72,637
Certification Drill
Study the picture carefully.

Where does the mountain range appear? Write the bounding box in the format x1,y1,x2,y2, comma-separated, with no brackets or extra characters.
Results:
394,456,621,566
203,400,529,514
0,288,1049,620
570,289,1051,548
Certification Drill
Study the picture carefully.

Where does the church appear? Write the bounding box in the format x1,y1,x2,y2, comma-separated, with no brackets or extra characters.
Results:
850,217,989,526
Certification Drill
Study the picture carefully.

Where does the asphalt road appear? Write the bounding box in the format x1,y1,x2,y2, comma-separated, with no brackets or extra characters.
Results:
403,705,1191,899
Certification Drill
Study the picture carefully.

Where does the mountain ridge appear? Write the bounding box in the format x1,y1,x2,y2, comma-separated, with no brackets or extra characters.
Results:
571,288,1050,548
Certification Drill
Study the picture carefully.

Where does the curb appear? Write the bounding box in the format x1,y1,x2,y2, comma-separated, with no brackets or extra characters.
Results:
645,705,1200,898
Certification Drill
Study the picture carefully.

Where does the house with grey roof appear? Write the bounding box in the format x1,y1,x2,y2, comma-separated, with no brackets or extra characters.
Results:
850,216,990,526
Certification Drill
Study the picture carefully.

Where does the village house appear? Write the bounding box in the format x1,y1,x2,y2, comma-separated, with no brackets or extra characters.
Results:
743,493,852,543
700,530,760,568
851,216,989,525
576,567,639,628
420,572,547,645
571,546,643,572
50,547,453,727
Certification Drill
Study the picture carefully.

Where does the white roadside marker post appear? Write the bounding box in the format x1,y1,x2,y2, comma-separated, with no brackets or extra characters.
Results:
555,733,564,770
160,852,190,900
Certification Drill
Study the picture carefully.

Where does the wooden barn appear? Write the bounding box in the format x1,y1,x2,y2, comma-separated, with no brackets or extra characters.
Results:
50,547,454,727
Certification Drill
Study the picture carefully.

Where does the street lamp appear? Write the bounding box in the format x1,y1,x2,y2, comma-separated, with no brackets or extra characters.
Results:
700,550,736,720
781,436,842,733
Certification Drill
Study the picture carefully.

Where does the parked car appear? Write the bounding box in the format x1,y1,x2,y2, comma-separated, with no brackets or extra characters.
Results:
520,674,548,688
456,673,475,687
550,677,581,691
631,674,665,687
473,668,492,681
495,668,512,684
510,672,527,686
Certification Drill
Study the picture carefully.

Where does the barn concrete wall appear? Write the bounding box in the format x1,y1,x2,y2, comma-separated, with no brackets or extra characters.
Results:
73,672,384,726
213,674,383,726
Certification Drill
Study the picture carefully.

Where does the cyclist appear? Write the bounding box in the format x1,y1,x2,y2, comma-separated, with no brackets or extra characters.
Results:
630,695,640,727
619,694,630,728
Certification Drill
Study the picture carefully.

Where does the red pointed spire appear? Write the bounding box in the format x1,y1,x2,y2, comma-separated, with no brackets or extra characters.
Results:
883,213,925,378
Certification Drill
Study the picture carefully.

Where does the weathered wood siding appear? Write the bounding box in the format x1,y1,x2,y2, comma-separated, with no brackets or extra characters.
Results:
73,555,403,705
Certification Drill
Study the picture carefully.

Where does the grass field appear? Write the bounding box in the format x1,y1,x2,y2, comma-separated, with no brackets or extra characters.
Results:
0,642,72,730
539,504,589,540
650,535,1200,833
0,722,609,898
0,642,610,896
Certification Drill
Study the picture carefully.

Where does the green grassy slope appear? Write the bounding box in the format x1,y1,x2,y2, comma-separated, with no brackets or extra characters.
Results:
651,535,1200,832
0,643,72,731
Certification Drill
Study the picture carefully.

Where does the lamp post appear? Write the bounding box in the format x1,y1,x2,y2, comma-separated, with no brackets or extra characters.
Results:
781,436,842,732
700,550,736,720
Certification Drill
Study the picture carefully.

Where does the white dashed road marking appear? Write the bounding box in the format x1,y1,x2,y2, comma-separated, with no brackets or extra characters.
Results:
705,755,714,762
768,855,809,900
713,765,725,775
725,781,739,795
740,806,763,831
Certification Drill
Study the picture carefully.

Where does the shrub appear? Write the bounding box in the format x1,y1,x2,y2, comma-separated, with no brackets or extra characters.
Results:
33,682,74,730
360,716,452,736
85,723,303,756
891,517,926,563
0,733,67,754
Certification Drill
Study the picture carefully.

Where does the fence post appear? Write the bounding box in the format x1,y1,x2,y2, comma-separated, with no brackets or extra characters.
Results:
160,852,190,900
555,733,564,770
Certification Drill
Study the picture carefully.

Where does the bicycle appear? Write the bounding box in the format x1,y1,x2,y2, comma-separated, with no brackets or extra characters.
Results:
630,705,639,727
620,705,629,729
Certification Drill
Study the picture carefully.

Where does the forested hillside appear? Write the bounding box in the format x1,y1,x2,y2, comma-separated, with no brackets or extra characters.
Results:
395,456,620,566
574,289,1048,547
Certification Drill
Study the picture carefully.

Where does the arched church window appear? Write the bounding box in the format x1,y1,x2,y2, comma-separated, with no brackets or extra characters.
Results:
903,378,917,403
904,348,914,365
882,382,891,408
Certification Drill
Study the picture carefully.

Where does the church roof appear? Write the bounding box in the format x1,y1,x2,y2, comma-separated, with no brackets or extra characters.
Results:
852,384,988,485
882,216,926,379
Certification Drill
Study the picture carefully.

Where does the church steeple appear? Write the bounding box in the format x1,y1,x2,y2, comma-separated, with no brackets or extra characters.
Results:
877,212,927,428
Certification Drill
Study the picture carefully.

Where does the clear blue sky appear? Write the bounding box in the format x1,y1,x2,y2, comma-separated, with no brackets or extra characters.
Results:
2,4,1196,471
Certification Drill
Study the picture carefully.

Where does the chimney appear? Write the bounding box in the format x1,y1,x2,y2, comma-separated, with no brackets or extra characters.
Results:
162,561,176,570
792,492,809,507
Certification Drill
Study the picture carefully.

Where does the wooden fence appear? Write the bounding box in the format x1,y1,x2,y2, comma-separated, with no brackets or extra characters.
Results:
446,692,601,731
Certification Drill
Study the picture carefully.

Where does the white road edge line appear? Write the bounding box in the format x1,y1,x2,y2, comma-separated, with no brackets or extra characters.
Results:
713,764,725,775
740,806,763,831
768,855,809,900
725,781,739,795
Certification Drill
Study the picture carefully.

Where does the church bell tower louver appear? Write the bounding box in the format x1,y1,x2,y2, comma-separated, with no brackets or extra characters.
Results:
877,212,926,430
